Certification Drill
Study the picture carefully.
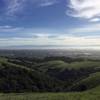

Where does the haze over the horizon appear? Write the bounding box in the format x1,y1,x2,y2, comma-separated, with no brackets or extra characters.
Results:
0,0,100,49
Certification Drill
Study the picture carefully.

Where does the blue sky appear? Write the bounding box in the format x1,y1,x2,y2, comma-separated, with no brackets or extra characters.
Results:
0,0,100,49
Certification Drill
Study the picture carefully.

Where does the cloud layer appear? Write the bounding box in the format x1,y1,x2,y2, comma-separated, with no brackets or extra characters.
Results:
0,34,100,49
67,0,100,22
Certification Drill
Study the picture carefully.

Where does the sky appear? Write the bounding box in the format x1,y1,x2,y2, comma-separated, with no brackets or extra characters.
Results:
0,0,100,49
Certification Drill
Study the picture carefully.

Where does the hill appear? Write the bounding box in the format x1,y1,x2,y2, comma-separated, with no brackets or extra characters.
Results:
0,56,100,92
70,72,100,91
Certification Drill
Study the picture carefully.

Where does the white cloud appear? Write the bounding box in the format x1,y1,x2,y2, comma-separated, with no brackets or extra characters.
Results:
39,0,57,7
67,0,100,22
6,0,27,16
5,0,57,16
0,25,23,32
68,23,100,35
90,18,100,22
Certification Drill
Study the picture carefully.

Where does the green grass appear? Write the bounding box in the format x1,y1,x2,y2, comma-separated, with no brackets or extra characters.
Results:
79,72,100,87
1,57,100,71
70,61,100,69
0,86,99,100
0,57,8,66
0,57,34,72
75,72,100,89
35,60,100,72
70,72,100,91
0,90,99,100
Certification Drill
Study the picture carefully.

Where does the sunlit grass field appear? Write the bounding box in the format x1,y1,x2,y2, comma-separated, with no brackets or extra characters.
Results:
0,87,99,100
0,92,99,100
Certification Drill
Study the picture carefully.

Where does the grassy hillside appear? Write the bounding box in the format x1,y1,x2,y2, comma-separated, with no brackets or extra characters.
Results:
0,58,64,92
87,85,100,93
70,72,100,91
34,60,100,70
0,87,99,100
0,56,100,93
